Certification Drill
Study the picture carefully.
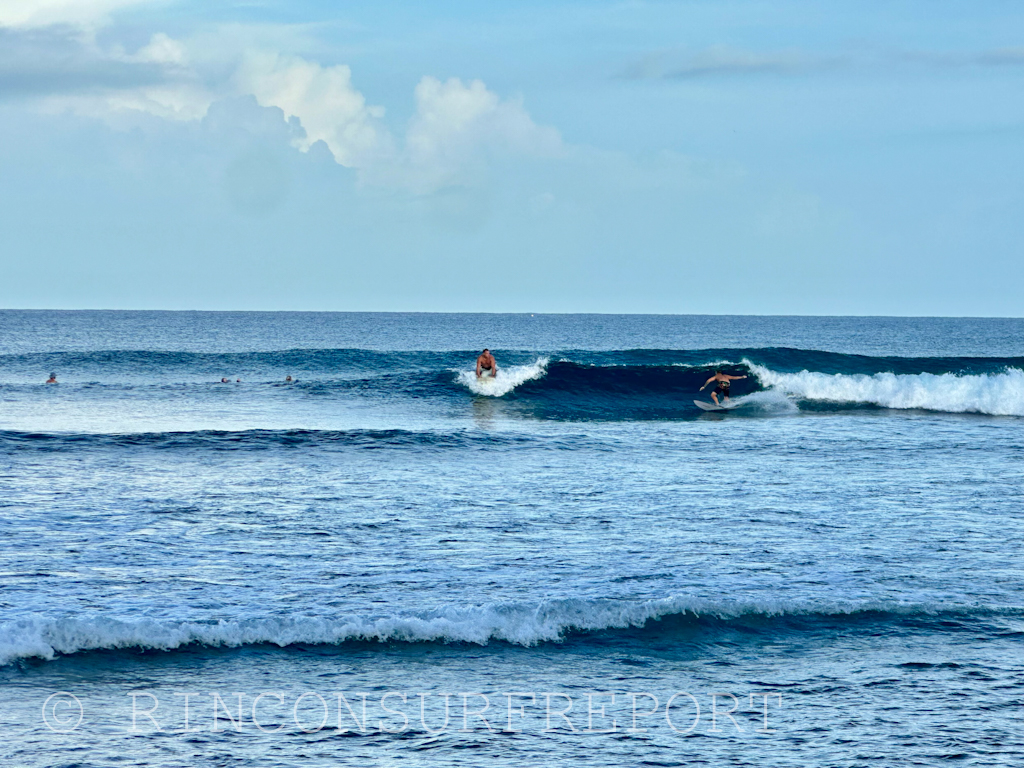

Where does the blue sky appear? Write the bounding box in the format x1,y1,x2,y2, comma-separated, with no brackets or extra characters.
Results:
1,0,1022,314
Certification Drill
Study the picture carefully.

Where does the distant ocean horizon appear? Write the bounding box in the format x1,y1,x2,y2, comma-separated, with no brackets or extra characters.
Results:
3,310,1022,766
7,308,1024,317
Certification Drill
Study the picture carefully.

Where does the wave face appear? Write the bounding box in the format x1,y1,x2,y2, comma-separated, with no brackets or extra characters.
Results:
4,598,1017,666
3,347,1024,422
6,346,1022,377
463,352,1024,418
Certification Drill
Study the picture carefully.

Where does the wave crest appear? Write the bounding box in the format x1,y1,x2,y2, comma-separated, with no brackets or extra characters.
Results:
3,597,1017,665
456,358,549,397
749,362,1024,416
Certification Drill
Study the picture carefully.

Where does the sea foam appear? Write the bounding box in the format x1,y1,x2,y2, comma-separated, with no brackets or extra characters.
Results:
749,362,1024,416
456,358,549,397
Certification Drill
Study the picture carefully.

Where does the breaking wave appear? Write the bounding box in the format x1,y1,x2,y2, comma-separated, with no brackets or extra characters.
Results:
6,346,1024,419
455,357,549,396
749,362,1024,416
3,597,1018,666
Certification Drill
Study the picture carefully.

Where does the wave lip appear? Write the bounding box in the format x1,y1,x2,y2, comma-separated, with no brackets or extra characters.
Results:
456,357,549,397
750,362,1024,416
3,597,1019,666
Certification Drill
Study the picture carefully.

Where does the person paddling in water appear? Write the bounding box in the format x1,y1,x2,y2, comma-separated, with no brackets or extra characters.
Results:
699,370,747,406
476,349,497,379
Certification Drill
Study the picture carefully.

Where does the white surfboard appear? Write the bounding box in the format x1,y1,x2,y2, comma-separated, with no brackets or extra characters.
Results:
694,399,737,411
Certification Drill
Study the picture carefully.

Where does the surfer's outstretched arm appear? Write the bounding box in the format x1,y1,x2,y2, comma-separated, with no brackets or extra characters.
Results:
727,374,747,381
699,376,717,391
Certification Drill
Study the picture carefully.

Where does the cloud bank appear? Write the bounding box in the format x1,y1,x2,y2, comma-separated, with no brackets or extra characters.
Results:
0,25,171,96
0,7,561,193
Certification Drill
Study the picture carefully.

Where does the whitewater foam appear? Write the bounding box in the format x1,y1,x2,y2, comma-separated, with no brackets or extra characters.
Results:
722,389,800,415
749,362,1024,416
2,597,1012,666
456,358,548,397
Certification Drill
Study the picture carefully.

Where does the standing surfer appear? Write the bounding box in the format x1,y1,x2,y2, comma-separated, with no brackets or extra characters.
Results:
476,349,498,379
699,370,747,405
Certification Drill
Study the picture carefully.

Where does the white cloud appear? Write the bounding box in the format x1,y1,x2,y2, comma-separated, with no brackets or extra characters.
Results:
230,65,561,190
378,76,562,192
409,76,560,160
27,29,212,122
0,0,157,28
131,32,186,65
9,21,561,193
72,82,211,121
234,51,386,167
96,32,209,119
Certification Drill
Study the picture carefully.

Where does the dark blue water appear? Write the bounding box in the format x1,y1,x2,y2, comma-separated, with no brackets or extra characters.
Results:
2,311,1023,767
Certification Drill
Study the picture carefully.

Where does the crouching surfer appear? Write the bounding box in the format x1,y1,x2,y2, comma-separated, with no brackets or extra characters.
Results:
476,349,497,379
699,370,747,405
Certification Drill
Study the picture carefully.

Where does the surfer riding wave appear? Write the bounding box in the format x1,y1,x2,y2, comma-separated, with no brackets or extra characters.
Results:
476,349,497,379
700,370,747,406
458,356,549,397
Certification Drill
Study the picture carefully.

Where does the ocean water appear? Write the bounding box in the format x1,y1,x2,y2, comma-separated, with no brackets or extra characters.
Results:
2,310,1023,767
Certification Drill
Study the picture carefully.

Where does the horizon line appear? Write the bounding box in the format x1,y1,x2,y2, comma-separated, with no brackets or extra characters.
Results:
1,308,1022,320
